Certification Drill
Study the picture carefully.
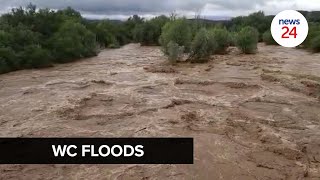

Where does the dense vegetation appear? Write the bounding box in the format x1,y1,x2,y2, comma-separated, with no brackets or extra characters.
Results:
133,15,169,45
228,11,273,41
301,23,320,52
310,34,320,53
159,11,320,62
159,16,259,62
0,5,147,74
0,4,319,74
0,5,99,73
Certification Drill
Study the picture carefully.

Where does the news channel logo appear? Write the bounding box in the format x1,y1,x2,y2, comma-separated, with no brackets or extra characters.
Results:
271,10,309,47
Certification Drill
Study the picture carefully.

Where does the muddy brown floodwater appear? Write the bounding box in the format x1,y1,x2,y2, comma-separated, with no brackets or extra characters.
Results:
0,44,320,179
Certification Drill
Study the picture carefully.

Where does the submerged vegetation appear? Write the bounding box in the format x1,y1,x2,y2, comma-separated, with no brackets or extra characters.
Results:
236,26,259,54
189,28,216,63
263,30,277,45
0,4,319,74
159,18,193,54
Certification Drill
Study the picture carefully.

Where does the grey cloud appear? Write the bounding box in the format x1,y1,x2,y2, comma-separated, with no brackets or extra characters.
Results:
0,0,318,18
0,0,274,14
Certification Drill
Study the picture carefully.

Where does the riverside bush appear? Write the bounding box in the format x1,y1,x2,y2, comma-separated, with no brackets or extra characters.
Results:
302,23,320,49
20,45,53,68
94,21,118,48
166,41,184,63
0,47,17,70
263,30,277,45
133,15,169,46
0,59,10,74
49,21,97,63
310,35,320,53
0,5,101,74
159,18,192,54
190,28,216,63
210,28,230,54
229,32,237,46
236,27,259,54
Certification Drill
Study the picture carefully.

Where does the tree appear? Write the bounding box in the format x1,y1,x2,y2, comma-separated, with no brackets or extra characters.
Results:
132,24,144,43
230,11,272,41
94,21,118,47
209,27,230,54
0,5,102,74
124,15,144,41
19,45,52,68
133,15,169,46
9,24,41,52
302,23,320,49
57,7,82,21
34,8,64,39
49,21,97,62
0,47,17,71
166,41,184,63
236,26,259,54
0,58,11,74
310,35,320,53
190,28,216,63
263,30,277,45
159,18,192,54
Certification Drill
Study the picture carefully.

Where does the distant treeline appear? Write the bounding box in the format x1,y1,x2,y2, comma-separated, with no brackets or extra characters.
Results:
0,4,319,74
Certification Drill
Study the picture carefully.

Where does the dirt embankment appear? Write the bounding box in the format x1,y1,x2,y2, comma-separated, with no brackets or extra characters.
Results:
0,44,320,179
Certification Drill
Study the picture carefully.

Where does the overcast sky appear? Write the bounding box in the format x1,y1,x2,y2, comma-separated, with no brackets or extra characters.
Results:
1,0,320,19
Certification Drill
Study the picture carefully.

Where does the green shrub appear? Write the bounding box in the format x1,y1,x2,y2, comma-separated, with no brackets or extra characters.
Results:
0,5,103,74
159,18,192,54
133,22,157,45
190,28,216,63
302,23,320,49
0,30,13,47
20,45,53,68
236,26,259,54
132,24,144,43
94,21,119,47
209,28,230,54
230,11,272,41
97,29,117,47
207,31,218,55
50,21,97,63
166,41,184,64
0,47,18,69
310,35,320,53
228,32,237,46
0,59,11,74
263,30,277,45
133,15,169,46
9,25,42,52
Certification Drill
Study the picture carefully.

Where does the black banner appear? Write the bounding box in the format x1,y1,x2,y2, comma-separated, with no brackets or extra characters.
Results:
0,138,193,164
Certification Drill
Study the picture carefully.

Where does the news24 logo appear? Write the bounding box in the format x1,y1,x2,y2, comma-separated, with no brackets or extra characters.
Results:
271,10,309,47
